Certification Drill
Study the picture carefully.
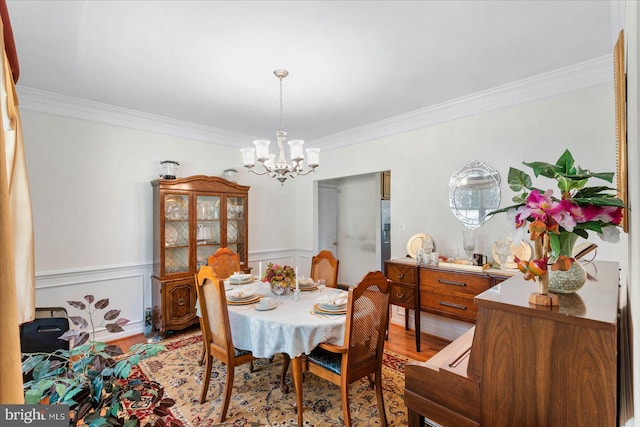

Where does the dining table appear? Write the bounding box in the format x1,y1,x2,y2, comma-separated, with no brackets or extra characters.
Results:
225,279,348,426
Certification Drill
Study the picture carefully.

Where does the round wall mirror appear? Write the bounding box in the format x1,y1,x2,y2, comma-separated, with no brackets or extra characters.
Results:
449,161,501,230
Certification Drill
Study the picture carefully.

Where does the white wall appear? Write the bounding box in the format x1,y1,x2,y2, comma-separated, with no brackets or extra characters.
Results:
296,83,628,339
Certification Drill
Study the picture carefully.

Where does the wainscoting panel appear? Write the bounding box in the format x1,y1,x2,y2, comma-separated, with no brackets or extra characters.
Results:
248,249,313,279
35,263,153,342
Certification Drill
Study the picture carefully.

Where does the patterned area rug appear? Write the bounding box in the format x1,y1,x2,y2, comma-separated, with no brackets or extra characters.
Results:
128,332,413,426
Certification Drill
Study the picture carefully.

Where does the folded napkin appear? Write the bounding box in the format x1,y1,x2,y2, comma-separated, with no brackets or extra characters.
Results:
227,288,254,298
317,294,348,307
298,277,315,286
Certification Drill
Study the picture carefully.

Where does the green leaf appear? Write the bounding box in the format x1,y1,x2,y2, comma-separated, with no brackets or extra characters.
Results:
573,186,618,198
114,359,129,378
119,363,131,379
573,197,625,207
507,167,532,191
88,417,108,427
55,383,67,400
25,388,44,404
522,161,558,178
555,149,575,175
33,360,51,381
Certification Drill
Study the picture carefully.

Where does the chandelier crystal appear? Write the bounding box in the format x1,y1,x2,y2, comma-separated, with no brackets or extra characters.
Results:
240,69,319,184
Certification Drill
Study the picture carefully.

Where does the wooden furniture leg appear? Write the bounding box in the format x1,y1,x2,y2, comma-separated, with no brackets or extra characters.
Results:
291,356,304,426
280,354,290,393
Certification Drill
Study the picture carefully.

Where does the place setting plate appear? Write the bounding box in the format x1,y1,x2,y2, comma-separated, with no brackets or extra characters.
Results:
255,302,277,311
313,303,346,315
227,295,261,305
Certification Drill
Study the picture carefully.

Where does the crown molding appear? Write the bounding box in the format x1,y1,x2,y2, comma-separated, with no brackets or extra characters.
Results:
17,87,253,147
311,55,614,150
18,55,613,151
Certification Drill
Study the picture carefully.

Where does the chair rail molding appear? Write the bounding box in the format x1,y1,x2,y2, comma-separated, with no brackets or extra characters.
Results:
35,262,153,342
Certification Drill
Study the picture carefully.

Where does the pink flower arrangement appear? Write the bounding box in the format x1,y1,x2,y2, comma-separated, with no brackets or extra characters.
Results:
492,150,624,281
262,262,296,287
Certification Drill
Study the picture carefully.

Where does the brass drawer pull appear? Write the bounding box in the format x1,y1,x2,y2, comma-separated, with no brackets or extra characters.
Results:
439,301,467,310
177,297,186,306
395,292,405,300
394,271,406,280
438,279,467,287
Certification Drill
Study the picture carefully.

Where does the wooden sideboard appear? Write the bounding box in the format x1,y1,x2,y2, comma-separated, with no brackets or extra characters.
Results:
384,258,511,351
384,259,421,351
405,261,620,426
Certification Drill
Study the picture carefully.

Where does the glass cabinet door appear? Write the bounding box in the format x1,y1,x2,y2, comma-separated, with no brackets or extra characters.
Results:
227,196,246,265
196,195,221,269
163,193,189,275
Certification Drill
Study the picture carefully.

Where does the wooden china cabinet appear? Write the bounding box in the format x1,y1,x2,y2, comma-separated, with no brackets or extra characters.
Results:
151,175,250,335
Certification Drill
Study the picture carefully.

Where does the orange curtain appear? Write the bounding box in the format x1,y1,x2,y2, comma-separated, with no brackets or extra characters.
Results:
0,0,32,404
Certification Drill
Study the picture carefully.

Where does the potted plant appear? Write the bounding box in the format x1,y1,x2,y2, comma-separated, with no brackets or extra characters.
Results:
21,295,180,427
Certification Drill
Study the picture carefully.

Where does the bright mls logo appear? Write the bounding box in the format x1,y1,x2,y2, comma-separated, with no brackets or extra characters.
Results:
0,405,67,426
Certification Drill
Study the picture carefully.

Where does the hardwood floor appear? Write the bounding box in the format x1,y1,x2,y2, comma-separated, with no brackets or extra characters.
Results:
109,322,449,362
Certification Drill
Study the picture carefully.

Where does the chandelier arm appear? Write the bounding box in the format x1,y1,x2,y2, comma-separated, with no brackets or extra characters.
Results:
297,166,318,176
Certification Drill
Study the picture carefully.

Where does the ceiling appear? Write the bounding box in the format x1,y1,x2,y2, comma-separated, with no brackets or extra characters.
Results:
7,1,620,149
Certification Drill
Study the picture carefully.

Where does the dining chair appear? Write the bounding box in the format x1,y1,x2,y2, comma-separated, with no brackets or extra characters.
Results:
304,270,391,427
310,249,339,288
208,247,241,280
199,247,242,365
195,266,255,422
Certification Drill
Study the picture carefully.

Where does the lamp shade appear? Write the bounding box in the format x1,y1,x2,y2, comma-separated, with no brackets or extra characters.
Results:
253,139,270,162
288,140,304,161
240,148,255,166
306,148,320,167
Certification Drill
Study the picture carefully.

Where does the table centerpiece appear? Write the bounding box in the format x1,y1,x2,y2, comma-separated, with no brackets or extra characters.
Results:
262,262,296,295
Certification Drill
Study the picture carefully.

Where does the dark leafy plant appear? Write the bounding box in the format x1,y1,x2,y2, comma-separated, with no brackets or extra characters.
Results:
21,295,177,427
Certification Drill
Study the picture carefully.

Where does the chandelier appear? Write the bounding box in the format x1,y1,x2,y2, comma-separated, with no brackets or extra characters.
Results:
240,69,320,184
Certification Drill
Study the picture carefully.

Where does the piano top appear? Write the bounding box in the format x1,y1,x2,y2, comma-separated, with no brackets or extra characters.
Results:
475,260,620,328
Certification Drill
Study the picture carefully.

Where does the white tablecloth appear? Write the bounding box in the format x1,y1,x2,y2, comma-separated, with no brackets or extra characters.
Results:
226,281,346,358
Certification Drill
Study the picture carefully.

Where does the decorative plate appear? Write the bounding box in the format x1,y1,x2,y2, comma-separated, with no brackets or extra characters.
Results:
164,225,178,246
228,222,238,242
492,240,532,269
165,195,187,220
406,233,431,259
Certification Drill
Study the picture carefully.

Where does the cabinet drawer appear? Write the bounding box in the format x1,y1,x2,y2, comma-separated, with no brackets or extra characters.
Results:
421,290,478,322
420,269,491,296
385,262,417,284
389,282,416,307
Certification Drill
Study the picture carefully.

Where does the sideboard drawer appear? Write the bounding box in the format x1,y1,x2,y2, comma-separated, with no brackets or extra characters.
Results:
390,282,416,308
420,269,492,296
386,262,417,284
421,290,478,322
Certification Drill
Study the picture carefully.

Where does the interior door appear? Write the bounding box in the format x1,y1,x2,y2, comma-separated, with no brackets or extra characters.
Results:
318,184,338,256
